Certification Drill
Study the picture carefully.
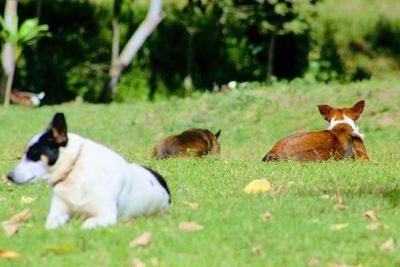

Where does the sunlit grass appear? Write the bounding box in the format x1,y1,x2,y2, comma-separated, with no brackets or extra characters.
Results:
0,78,400,266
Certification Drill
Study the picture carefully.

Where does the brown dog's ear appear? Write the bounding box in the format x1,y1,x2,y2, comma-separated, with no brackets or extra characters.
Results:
317,104,334,121
214,129,221,139
351,100,365,120
48,113,68,146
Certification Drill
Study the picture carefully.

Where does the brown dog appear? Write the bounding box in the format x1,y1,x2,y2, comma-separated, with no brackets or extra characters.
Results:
153,129,221,159
263,100,370,162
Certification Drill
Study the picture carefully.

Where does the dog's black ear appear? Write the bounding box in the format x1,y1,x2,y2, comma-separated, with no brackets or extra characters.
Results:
48,113,68,146
215,129,221,139
317,104,334,121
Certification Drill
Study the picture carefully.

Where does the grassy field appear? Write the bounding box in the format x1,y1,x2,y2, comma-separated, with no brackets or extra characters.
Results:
1,78,400,266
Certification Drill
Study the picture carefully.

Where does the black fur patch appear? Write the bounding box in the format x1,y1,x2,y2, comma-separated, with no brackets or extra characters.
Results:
26,130,66,165
142,166,171,204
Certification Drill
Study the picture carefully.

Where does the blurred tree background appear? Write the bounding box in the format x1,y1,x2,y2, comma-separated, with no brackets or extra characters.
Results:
1,0,400,104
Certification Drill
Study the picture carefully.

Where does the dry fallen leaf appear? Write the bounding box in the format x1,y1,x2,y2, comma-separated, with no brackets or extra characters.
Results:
308,257,319,266
2,176,12,185
0,249,19,259
274,185,284,194
2,223,18,237
331,193,343,203
184,201,200,210
244,179,271,193
311,219,320,224
366,222,380,230
326,263,362,267
363,210,377,220
46,245,77,254
366,222,388,230
129,231,152,248
375,187,388,194
150,257,159,266
133,258,146,267
20,196,35,204
2,209,31,236
330,223,348,230
333,204,347,211
251,245,265,257
179,221,204,231
261,212,273,221
8,209,31,223
380,237,394,251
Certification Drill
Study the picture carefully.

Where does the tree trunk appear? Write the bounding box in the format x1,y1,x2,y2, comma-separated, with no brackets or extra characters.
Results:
266,31,276,85
36,0,42,20
101,0,122,102
111,0,121,67
1,0,18,107
126,0,136,42
0,74,7,104
3,62,15,107
183,30,193,96
184,0,194,96
103,0,163,102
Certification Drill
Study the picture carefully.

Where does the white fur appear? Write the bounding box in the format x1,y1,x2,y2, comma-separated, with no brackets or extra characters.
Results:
328,115,364,140
9,133,170,230
8,133,48,185
8,155,48,184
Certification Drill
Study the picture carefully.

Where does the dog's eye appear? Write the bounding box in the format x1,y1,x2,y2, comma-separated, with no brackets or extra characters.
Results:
26,146,41,161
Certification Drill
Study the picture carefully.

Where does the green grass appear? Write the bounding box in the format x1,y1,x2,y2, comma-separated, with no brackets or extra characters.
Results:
1,78,400,266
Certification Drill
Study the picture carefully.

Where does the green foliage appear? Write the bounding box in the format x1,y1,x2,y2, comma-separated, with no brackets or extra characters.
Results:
14,0,111,103
6,0,400,103
1,79,400,265
17,18,49,46
0,16,49,59
0,14,18,44
307,0,400,82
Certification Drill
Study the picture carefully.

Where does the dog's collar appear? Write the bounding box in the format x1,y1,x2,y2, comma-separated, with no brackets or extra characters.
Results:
328,115,364,140
51,144,82,187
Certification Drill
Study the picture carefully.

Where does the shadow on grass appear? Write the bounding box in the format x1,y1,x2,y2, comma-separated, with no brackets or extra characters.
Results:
291,183,400,208
380,188,400,208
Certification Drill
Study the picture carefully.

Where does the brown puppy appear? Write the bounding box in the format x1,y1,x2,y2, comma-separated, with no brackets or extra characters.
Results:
153,129,221,159
263,100,369,162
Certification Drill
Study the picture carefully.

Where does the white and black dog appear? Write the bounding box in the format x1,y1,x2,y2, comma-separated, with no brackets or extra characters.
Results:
7,113,171,229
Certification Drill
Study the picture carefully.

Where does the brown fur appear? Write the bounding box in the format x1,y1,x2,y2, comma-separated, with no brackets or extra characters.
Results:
153,128,221,159
10,89,43,106
263,100,369,162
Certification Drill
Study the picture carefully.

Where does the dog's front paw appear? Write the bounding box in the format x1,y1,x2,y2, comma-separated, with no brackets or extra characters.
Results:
81,217,116,229
45,213,70,230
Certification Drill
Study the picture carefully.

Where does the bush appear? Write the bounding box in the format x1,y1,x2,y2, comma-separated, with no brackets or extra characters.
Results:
6,0,400,103
307,0,400,82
